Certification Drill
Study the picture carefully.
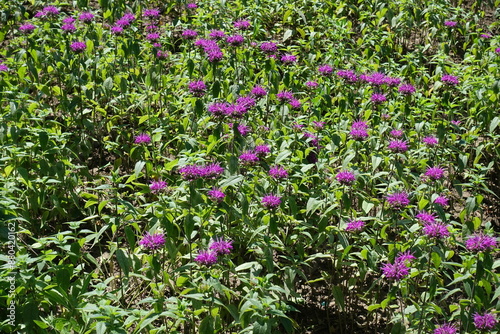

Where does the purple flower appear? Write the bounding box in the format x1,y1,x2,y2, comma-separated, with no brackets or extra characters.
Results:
336,171,356,185
306,81,319,88
269,166,288,179
195,250,218,266
388,140,408,153
226,34,244,46
226,104,248,118
281,54,297,64
186,3,198,9
235,124,249,136
416,211,436,224
398,83,416,95
434,323,458,334
289,99,301,110
473,312,497,330
422,221,450,239
465,233,497,252
61,23,77,33
480,33,492,39
444,21,457,27
390,129,404,138
78,12,95,23
209,237,233,255
63,17,76,24
43,6,59,16
179,165,204,181
312,121,325,130
423,136,439,146
202,163,224,179
495,47,500,54
386,192,410,209
251,85,267,98
143,8,160,18
254,145,270,157
337,70,358,83
318,65,333,76
352,120,368,129
208,188,225,203
234,20,251,30
134,133,151,144
260,41,277,54
349,128,369,141
385,77,401,87
425,166,445,181
395,251,416,265
303,132,319,146
371,93,387,104
150,180,167,193
209,30,225,40
146,33,160,41
451,120,461,126
70,41,86,53
139,232,166,250
116,13,135,27
346,220,365,232
239,151,259,165
262,194,281,209
434,195,449,207
111,25,124,35
182,29,198,39
0,64,9,72
156,50,168,59
208,102,229,118
381,260,410,281
188,80,206,97
441,75,459,86
276,91,294,103
19,23,36,34
236,96,256,109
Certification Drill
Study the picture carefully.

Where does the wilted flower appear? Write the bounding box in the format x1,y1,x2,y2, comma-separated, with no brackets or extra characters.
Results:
70,41,86,53
150,180,167,193
195,250,218,266
209,237,233,255
386,192,410,209
465,233,497,252
346,220,365,232
441,75,459,86
336,171,356,185
207,188,225,203
139,232,166,250
473,312,497,330
262,194,281,209
433,323,458,334
134,133,151,144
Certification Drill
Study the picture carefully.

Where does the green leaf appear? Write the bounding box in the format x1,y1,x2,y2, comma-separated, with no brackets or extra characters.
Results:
134,161,146,178
332,285,345,311
489,116,499,132
306,197,323,216
116,248,130,276
283,29,293,42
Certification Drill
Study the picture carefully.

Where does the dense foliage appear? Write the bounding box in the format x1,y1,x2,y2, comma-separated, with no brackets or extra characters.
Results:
1,0,499,333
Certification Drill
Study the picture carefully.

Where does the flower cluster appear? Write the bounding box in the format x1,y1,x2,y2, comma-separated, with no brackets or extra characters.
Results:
388,139,408,153
345,220,365,232
261,194,281,209
473,312,497,330
134,133,151,144
336,171,356,185
269,165,288,179
386,191,410,209
70,41,87,53
349,120,369,141
424,166,445,181
188,80,207,97
465,233,497,252
139,232,166,250
381,252,414,281
441,75,459,86
337,70,358,82
150,180,167,193
433,323,457,334
195,238,233,266
318,64,333,76
179,163,224,180
207,188,225,203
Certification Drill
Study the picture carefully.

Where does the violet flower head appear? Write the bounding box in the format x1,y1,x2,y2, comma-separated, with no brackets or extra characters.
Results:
251,85,267,98
444,21,457,27
480,33,492,39
19,23,36,34
303,132,319,146
139,232,166,250
179,165,204,181
422,221,450,239
209,237,233,255
350,128,369,141
208,188,225,203
269,166,288,179
209,30,226,40
203,163,224,179
306,81,319,88
318,64,333,76
416,211,436,224
226,34,244,46
156,50,168,59
398,83,416,95
260,41,277,54
234,20,251,30
262,194,282,209
236,96,256,109
362,72,388,86
281,54,297,64
371,93,387,104
388,140,409,153
390,129,404,138
61,23,77,33
134,133,151,144
79,12,95,23
465,233,497,252
207,49,224,62
146,32,160,41
195,250,218,266
386,192,410,209
289,99,301,110
186,3,198,9
352,120,368,129
0,64,9,72
182,29,198,39
143,8,160,18
254,144,270,157
336,171,356,185
425,166,445,181
43,6,59,16
495,47,500,54
208,102,229,118
433,323,458,334
150,180,167,193
239,151,259,165
395,251,416,265
237,124,251,136
70,41,87,53
434,195,449,207
346,220,365,232
276,90,294,103
188,80,206,97
111,25,124,35
385,77,401,87
441,75,459,86
337,70,358,83
423,136,439,146
313,121,325,130
381,260,410,281
473,312,497,330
